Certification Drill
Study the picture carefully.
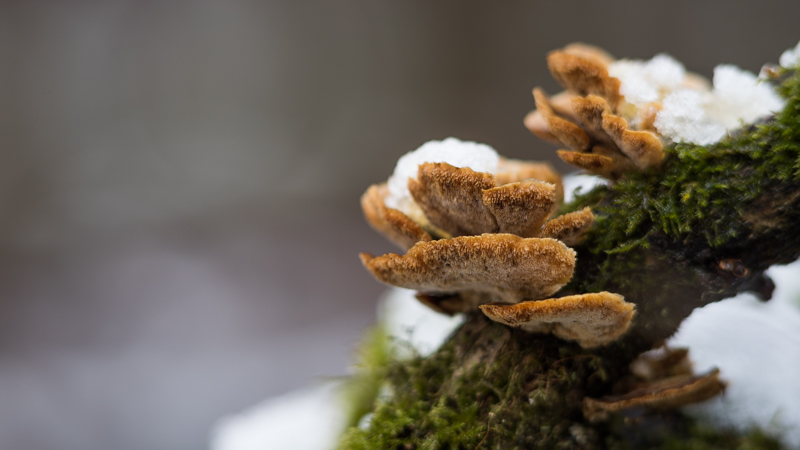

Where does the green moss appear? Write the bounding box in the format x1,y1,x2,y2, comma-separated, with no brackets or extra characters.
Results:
340,319,616,449
340,324,394,430
339,323,483,449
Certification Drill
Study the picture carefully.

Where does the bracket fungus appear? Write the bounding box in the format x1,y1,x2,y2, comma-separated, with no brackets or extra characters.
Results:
362,141,563,251
581,347,726,422
525,44,666,179
583,369,726,423
478,292,635,348
525,43,784,179
361,235,576,304
629,347,693,381
361,183,433,250
360,138,634,348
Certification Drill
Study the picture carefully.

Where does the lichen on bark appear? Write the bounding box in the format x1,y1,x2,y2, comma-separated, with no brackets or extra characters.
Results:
340,70,799,449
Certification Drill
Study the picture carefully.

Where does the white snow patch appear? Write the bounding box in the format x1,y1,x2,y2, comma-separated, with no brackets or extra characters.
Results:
670,259,800,448
655,90,727,145
780,40,800,69
385,137,499,221
706,65,785,128
562,173,607,204
210,382,344,450
609,54,686,107
655,65,783,145
609,53,784,145
380,287,466,358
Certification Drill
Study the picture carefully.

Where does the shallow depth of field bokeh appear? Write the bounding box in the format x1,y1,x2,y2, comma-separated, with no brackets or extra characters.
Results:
1,1,798,449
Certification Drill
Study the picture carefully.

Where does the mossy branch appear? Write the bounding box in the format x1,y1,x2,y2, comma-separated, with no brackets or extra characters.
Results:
341,71,800,449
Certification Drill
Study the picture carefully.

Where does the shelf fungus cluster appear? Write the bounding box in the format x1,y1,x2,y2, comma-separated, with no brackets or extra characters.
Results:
525,44,667,179
360,138,635,348
525,43,784,178
583,347,727,422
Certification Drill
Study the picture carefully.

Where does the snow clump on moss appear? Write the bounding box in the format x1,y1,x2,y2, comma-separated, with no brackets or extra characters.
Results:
609,55,784,146
780,39,800,69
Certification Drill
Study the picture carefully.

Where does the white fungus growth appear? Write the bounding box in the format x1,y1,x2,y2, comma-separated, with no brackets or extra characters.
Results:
385,137,499,220
780,39,800,69
610,53,785,145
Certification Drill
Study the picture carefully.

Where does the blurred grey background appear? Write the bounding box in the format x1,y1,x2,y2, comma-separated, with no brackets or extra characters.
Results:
0,1,798,449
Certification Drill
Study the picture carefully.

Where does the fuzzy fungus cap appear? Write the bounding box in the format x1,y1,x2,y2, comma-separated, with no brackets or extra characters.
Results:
582,369,726,422
361,183,433,250
360,235,576,304
539,207,594,247
409,162,560,238
478,292,635,348
496,157,564,201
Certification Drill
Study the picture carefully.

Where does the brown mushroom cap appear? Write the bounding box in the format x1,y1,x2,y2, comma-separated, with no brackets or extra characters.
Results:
408,162,558,238
526,44,669,179
548,91,581,123
524,109,561,145
482,181,558,238
540,207,595,246
601,113,664,169
360,234,576,303
408,162,498,236
495,158,564,202
571,95,615,143
556,150,618,180
561,42,615,67
533,88,591,151
547,51,621,108
361,183,433,250
530,87,664,174
583,369,726,422
479,292,635,348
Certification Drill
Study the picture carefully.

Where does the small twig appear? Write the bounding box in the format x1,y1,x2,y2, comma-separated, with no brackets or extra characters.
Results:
474,412,494,450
